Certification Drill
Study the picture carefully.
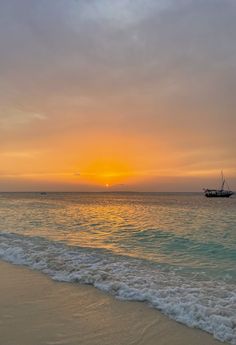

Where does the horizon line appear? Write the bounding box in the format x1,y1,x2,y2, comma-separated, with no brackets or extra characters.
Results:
0,190,206,193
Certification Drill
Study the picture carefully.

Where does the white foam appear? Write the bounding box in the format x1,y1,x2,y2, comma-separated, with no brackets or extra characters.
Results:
0,232,235,344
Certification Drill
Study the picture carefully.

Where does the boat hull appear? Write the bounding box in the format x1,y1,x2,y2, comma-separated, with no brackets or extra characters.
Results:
204,190,234,198
205,194,232,198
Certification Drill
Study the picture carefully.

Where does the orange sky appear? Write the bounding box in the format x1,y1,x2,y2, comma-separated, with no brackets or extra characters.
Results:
0,0,236,191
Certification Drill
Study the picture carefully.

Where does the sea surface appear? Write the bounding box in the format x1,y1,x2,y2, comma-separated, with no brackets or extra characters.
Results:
0,192,235,343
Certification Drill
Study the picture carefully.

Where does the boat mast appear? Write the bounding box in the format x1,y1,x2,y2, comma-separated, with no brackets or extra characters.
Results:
221,170,225,190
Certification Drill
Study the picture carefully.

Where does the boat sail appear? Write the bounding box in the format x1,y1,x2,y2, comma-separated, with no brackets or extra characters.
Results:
204,171,234,198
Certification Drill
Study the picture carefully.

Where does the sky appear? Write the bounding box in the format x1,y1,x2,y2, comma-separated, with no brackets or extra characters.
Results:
0,0,236,192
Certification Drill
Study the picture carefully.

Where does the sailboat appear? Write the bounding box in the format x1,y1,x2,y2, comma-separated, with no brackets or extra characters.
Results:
204,171,234,198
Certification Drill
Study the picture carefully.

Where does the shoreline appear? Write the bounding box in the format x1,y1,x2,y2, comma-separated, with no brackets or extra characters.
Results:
0,260,224,345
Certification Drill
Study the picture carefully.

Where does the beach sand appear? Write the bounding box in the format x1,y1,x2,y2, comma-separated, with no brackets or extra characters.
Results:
0,261,223,345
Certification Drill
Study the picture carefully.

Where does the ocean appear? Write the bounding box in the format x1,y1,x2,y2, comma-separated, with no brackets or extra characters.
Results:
0,192,235,344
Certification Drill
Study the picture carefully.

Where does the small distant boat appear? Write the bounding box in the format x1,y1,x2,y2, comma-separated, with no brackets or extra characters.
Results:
40,192,47,196
204,172,234,198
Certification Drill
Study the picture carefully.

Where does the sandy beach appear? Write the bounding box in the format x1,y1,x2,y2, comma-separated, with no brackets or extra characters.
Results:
0,261,224,345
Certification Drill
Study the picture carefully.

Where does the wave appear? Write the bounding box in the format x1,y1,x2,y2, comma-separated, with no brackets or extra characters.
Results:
0,231,235,344
135,228,236,261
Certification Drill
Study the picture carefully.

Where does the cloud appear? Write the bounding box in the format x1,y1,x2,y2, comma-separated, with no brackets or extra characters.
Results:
70,0,172,29
0,107,47,129
0,151,38,158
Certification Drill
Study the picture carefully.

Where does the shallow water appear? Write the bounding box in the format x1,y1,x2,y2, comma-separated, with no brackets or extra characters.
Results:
0,192,235,343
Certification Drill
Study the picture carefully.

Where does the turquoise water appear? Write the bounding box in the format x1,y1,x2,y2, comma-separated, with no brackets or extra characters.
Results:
0,192,235,343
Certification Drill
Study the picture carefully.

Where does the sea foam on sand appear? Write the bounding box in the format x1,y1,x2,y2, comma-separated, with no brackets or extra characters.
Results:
0,232,235,344
0,260,224,345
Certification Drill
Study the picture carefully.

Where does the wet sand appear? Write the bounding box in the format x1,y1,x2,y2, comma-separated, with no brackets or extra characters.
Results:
0,261,223,345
